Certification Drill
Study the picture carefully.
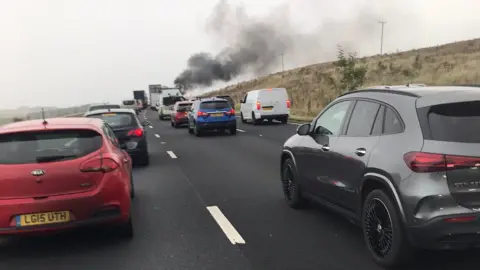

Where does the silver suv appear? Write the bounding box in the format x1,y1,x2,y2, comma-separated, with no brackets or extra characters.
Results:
280,85,480,268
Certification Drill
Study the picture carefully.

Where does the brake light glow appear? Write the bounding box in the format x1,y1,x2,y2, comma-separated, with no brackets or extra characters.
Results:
444,216,476,223
226,108,235,115
403,152,480,173
197,111,208,117
127,128,143,137
80,157,118,173
287,99,291,109
175,112,186,119
256,101,261,110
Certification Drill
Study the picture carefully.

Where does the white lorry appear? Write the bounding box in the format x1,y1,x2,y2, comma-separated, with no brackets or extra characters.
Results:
156,89,186,120
150,92,162,110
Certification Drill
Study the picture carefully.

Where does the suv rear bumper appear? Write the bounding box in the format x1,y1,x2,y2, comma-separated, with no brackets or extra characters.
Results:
197,120,236,130
407,214,480,249
256,113,289,120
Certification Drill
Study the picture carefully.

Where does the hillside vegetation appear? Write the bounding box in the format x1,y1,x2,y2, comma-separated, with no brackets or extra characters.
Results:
201,38,480,120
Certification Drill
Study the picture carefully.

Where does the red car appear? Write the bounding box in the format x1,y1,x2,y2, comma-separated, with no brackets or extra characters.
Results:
170,101,193,128
0,117,134,238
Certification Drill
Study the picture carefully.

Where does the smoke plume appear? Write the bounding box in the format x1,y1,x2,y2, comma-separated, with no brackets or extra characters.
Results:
174,0,421,91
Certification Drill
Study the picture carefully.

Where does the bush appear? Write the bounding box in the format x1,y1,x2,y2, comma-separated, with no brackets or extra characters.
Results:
330,45,368,94
12,117,23,122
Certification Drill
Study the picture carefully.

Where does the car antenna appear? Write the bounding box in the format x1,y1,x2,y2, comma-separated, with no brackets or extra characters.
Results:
41,108,48,125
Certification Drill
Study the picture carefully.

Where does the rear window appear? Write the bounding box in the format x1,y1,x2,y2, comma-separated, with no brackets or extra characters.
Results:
424,101,480,143
122,100,135,105
163,96,186,106
0,129,102,164
87,112,136,128
200,101,231,110
89,105,121,111
176,103,192,111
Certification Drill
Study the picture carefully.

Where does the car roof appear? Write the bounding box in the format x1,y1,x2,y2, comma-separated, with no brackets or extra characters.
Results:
343,85,480,98
0,117,104,134
199,97,228,102
84,108,136,115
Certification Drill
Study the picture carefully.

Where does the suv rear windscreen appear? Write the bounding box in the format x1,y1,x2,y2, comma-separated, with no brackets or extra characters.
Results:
122,100,135,106
200,101,231,110
0,129,102,164
89,105,121,111
176,103,192,111
163,96,186,106
87,112,137,128
423,101,480,143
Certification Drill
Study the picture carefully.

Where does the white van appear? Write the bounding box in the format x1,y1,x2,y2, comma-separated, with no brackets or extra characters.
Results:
239,88,291,125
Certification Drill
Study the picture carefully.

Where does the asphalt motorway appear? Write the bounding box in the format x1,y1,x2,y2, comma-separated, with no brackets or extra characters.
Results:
2,111,480,270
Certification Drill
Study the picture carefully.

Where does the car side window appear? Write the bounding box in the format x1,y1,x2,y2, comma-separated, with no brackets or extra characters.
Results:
312,101,352,136
371,105,385,136
345,100,381,137
242,94,248,103
383,107,403,134
103,124,120,148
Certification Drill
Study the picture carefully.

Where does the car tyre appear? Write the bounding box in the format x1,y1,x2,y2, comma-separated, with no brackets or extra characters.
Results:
170,121,174,127
240,112,246,123
117,215,134,239
362,189,414,268
252,112,261,125
194,124,202,137
136,153,149,166
130,171,135,199
188,124,194,134
281,158,305,209
281,116,288,124
230,127,237,135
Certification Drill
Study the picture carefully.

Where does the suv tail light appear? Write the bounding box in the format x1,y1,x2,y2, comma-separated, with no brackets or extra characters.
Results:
80,157,118,173
403,152,480,173
225,108,235,115
127,128,143,137
287,99,291,109
175,111,186,119
197,111,208,117
256,101,261,110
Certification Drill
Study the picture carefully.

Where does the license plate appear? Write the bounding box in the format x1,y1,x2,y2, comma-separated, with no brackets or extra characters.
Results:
262,107,273,111
211,113,224,117
16,211,70,227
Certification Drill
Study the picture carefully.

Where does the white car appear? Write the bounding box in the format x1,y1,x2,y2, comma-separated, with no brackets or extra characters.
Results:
158,96,186,120
239,88,291,125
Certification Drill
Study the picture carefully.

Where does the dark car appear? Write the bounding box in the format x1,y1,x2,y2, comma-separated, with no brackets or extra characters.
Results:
85,109,150,166
215,95,235,108
187,98,236,136
170,101,192,128
280,85,480,268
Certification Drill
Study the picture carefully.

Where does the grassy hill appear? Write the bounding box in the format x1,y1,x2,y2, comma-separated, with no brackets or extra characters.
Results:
201,38,480,121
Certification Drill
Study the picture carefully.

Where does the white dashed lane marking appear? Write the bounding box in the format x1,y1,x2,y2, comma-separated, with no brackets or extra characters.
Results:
154,134,160,138
206,206,246,245
236,129,246,132
166,151,177,159
148,125,153,129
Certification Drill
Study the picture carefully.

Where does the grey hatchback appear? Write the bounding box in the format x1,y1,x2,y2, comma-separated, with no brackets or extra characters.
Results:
280,85,480,268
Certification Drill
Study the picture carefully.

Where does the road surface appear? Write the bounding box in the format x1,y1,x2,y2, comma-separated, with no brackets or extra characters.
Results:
1,110,479,270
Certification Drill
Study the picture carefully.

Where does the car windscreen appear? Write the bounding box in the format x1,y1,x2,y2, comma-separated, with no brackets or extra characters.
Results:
0,129,102,164
200,101,231,110
163,96,186,106
176,103,192,112
122,100,135,106
424,101,480,143
89,105,121,111
87,112,137,128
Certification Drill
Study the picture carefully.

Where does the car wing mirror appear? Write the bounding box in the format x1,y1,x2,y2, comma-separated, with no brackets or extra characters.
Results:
296,124,310,136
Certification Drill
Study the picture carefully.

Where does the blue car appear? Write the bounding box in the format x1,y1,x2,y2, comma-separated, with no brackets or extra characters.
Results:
187,98,237,136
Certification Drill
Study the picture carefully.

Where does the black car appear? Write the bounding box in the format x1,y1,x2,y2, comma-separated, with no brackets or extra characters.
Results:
280,85,480,268
85,108,150,166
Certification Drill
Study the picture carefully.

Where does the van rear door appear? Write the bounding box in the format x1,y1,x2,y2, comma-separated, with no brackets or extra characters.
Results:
258,88,289,115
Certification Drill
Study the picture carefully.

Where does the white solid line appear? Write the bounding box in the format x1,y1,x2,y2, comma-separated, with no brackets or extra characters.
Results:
166,151,177,159
236,129,246,132
206,206,245,245
288,122,302,126
154,134,160,138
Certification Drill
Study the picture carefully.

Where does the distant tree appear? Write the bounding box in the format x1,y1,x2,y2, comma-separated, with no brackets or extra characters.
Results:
12,117,23,122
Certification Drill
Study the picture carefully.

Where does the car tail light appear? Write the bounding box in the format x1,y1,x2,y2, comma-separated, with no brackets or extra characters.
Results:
175,112,184,119
80,157,118,173
287,99,291,109
444,216,476,223
197,111,208,117
127,128,143,137
403,152,480,173
226,108,235,115
256,101,261,110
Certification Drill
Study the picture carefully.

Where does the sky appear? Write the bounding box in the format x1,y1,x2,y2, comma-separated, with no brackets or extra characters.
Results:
0,0,480,109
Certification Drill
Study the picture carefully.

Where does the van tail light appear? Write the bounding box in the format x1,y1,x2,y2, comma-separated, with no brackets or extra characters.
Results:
286,99,291,109
226,108,235,115
80,156,118,173
403,152,480,173
256,101,261,110
197,111,208,117
127,128,143,137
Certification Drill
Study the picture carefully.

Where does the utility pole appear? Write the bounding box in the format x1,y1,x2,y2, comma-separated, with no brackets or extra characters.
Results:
378,21,387,54
280,53,285,73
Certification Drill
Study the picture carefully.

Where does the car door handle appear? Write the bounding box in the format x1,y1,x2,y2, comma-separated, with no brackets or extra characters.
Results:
321,145,330,151
355,148,367,156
